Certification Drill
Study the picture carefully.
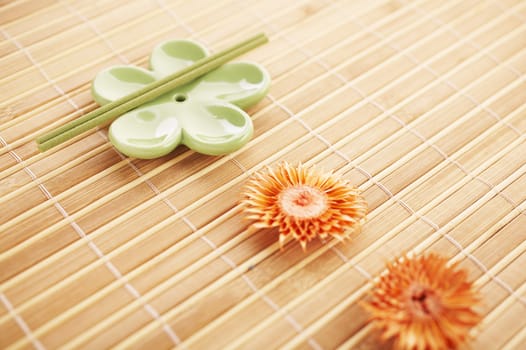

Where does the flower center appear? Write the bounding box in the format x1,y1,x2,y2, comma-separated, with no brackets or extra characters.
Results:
279,185,328,219
407,284,442,319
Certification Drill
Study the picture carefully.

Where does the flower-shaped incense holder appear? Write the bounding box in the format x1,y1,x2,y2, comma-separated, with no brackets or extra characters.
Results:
91,39,270,159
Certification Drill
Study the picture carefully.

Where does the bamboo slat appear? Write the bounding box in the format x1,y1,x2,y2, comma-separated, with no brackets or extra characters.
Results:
1,0,525,349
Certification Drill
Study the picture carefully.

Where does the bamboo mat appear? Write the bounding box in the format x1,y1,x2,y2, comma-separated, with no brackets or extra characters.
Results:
1,0,525,348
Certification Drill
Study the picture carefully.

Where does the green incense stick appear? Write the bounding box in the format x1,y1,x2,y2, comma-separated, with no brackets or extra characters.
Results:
36,33,268,152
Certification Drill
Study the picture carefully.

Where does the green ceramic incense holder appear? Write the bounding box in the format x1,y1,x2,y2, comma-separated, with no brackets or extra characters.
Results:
91,39,270,159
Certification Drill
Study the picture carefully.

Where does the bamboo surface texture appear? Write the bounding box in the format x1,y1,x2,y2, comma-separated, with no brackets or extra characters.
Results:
1,0,525,349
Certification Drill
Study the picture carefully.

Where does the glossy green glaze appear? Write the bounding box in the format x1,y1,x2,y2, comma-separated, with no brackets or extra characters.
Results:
91,39,270,159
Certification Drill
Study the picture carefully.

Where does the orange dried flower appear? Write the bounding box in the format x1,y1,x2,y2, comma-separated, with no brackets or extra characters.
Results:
362,253,481,350
241,162,367,250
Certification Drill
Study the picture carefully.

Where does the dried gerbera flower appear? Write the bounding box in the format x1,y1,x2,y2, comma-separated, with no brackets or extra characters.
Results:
362,253,481,350
241,162,367,250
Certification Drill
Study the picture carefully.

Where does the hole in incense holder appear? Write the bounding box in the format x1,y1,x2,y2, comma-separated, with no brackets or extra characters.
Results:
174,94,187,103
